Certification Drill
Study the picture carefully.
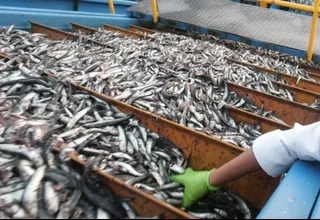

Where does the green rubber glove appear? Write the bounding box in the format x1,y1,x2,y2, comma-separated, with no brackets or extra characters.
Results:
170,168,219,208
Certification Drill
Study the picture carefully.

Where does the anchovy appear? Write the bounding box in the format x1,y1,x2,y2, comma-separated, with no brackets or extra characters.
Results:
22,166,46,218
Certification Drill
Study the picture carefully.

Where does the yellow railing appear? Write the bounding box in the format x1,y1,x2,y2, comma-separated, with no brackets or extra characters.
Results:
150,0,320,61
109,0,115,14
151,0,159,23
257,0,320,61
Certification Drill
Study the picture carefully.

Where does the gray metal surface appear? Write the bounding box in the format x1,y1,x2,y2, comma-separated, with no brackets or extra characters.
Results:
129,0,320,55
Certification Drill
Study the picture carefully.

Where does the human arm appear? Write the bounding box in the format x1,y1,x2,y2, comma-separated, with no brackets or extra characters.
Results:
209,147,261,186
171,121,320,207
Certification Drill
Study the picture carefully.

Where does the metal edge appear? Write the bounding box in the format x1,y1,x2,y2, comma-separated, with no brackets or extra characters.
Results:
228,82,320,126
227,58,320,94
69,154,195,219
129,24,154,34
301,64,320,75
70,21,97,33
29,21,77,40
227,106,292,133
103,23,153,39
69,22,111,47
71,83,280,209
272,80,320,104
304,71,320,81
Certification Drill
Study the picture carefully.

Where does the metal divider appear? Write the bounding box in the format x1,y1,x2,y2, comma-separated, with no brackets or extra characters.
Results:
271,81,320,104
228,82,320,126
129,24,155,34
30,21,77,40
227,58,320,94
69,154,194,219
103,23,154,39
71,21,97,33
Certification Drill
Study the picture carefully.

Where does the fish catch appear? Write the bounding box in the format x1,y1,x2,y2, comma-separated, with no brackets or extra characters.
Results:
0,53,252,218
0,25,296,149
2,24,313,219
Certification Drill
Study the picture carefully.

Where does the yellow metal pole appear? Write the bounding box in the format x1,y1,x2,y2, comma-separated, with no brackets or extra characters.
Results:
109,0,115,14
307,0,320,61
260,2,268,8
273,0,314,12
151,0,159,23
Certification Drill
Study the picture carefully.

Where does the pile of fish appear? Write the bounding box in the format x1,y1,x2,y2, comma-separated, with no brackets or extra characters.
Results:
0,26,294,148
179,28,317,79
0,70,160,219
0,131,149,219
0,63,252,219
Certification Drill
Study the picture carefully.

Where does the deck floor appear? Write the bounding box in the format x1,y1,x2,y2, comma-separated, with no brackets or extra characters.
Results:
129,0,320,56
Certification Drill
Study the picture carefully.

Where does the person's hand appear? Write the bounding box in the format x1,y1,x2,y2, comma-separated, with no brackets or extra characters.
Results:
170,168,219,208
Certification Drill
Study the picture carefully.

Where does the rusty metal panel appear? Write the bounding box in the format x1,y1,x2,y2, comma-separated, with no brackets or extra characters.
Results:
228,58,320,94
301,64,320,76
129,24,154,34
29,21,77,40
227,106,291,133
69,155,194,219
104,24,153,39
73,83,280,209
228,82,320,126
305,71,320,81
273,81,320,104
71,21,97,33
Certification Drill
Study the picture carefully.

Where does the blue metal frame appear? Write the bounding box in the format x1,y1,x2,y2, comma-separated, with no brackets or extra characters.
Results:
311,194,320,219
0,0,137,14
0,6,125,17
129,11,320,63
257,160,320,219
0,7,152,30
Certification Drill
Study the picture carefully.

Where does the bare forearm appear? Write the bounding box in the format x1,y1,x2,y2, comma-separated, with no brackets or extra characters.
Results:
209,148,262,186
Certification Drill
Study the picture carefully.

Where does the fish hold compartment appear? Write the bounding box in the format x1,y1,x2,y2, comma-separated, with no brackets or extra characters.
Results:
0,25,279,213
76,84,279,210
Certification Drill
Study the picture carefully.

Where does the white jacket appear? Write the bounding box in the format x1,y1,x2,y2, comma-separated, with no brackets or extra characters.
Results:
253,121,320,177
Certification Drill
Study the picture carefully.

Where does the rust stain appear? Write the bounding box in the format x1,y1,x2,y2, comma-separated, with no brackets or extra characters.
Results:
73,84,281,209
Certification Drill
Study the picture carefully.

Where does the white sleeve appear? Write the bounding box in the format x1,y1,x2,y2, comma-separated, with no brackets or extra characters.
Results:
253,121,320,177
